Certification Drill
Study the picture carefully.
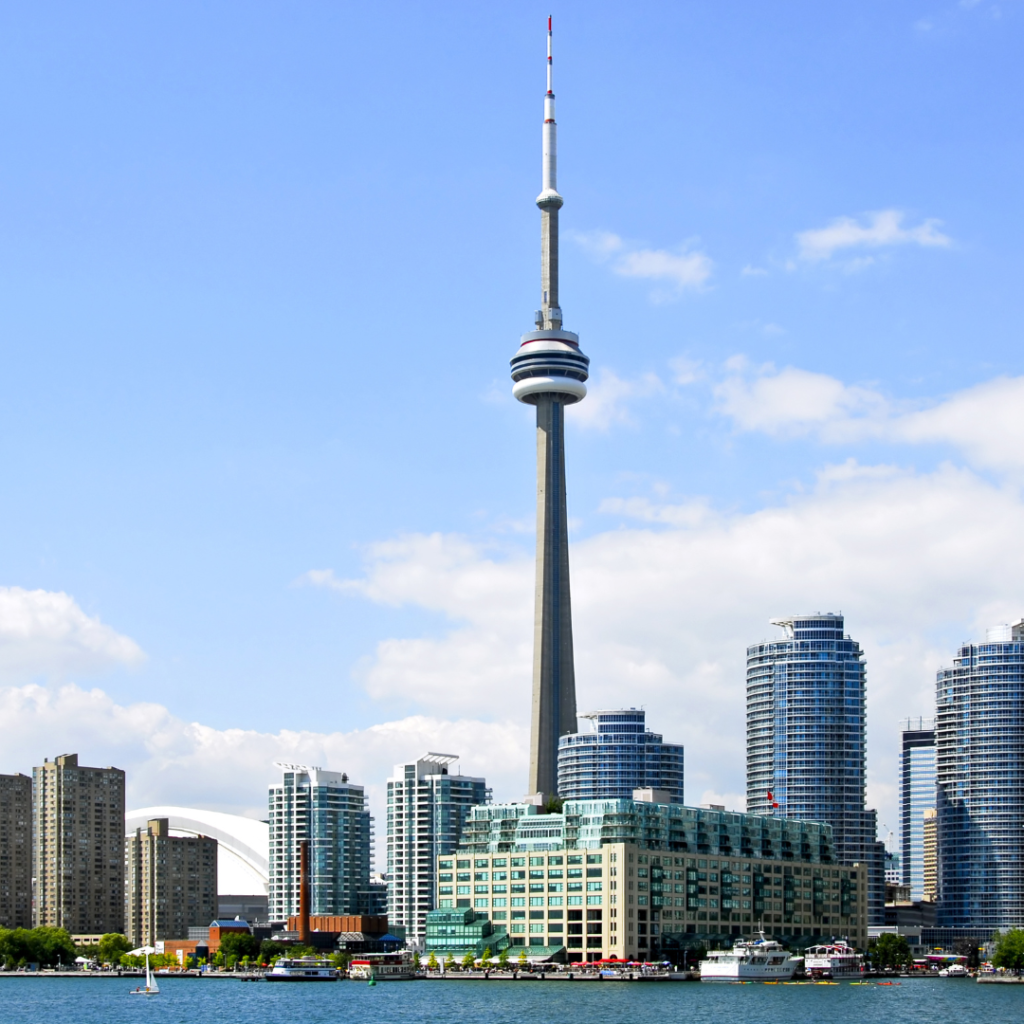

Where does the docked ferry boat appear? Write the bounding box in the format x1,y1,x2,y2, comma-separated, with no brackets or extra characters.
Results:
804,941,864,979
266,956,339,982
348,951,417,981
700,934,801,981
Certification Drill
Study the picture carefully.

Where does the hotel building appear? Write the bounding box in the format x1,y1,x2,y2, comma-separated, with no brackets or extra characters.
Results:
430,798,867,960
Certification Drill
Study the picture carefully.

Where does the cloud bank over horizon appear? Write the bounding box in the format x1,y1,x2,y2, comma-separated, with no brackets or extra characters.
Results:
4,366,1024,858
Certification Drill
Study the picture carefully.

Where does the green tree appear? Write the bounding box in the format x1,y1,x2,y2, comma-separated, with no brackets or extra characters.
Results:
259,939,288,965
481,946,492,965
497,947,510,969
0,927,76,968
95,933,132,964
461,950,475,970
993,929,1024,972
329,951,351,971
543,795,564,814
872,933,912,970
444,953,455,971
218,932,260,962
518,947,528,967
426,952,439,971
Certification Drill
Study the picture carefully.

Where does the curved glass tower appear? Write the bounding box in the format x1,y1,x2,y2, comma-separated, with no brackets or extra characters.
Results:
557,709,685,803
746,614,884,923
936,620,1024,928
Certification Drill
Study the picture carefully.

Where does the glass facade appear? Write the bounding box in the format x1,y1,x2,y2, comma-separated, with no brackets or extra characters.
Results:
557,709,684,803
386,755,489,948
936,621,1024,929
267,766,372,922
898,717,935,901
746,614,884,924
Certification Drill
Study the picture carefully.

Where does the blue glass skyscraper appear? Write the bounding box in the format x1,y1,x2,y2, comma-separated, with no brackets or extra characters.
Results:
557,709,684,803
746,614,884,923
898,717,935,902
936,621,1024,929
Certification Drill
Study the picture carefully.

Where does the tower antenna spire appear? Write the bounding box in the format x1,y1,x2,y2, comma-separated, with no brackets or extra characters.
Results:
537,14,562,329
509,18,591,803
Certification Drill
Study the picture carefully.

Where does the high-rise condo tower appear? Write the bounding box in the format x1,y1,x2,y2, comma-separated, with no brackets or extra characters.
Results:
510,18,590,802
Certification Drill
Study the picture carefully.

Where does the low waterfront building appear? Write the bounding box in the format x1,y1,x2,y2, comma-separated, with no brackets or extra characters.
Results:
436,798,868,961
557,709,684,804
424,907,512,960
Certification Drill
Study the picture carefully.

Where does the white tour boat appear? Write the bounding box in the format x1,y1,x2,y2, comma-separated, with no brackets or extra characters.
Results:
266,956,339,982
348,951,417,981
700,933,801,981
804,940,864,979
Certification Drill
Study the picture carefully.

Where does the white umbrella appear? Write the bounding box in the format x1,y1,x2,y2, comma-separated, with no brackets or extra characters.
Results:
74,956,91,964
127,947,158,957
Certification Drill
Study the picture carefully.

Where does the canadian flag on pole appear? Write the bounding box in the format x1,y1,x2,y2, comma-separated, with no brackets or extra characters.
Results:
767,789,779,809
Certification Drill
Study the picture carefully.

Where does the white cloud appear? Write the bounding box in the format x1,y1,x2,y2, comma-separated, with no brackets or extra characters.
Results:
313,459,1024,843
572,230,713,299
797,209,951,262
669,357,703,385
0,587,144,680
716,364,1024,472
0,681,527,865
569,369,664,431
741,265,768,277
715,366,887,435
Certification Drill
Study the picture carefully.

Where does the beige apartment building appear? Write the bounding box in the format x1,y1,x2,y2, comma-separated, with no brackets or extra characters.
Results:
33,754,126,934
126,818,218,947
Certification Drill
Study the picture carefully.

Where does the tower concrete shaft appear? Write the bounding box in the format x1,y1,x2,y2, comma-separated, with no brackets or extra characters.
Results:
528,394,577,798
511,18,589,802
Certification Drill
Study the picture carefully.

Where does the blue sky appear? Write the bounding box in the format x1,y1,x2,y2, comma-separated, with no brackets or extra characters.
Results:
2,1,1023,853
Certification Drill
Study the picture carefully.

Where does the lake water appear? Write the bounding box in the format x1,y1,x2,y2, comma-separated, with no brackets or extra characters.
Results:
2,976,1022,1024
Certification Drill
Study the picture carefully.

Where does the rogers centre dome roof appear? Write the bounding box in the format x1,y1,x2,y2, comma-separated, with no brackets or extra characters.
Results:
126,806,268,895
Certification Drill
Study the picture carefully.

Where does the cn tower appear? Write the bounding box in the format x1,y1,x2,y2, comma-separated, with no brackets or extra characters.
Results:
510,17,590,802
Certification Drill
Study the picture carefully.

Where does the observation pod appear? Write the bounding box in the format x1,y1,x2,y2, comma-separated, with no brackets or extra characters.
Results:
510,329,589,405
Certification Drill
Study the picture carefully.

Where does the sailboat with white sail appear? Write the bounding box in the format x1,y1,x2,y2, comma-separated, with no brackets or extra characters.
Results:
128,947,160,996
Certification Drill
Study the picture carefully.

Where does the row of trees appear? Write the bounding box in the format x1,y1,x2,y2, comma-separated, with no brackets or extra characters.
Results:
0,927,78,969
424,947,528,971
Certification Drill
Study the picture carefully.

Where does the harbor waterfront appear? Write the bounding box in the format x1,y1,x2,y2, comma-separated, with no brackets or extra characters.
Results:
2,976,1024,1024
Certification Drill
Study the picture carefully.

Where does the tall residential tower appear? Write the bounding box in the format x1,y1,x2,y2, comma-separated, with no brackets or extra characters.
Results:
746,614,885,924
557,709,685,804
33,753,125,934
898,717,935,902
936,620,1024,929
386,754,488,948
510,18,590,801
267,763,372,922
